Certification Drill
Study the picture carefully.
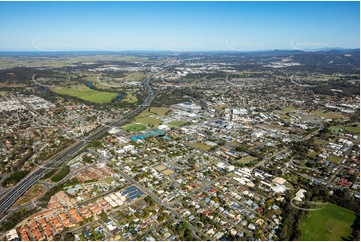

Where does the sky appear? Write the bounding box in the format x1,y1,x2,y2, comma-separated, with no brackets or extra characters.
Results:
0,1,359,51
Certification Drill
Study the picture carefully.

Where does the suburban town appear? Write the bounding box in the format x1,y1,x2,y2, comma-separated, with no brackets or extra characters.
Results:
0,1,360,241
0,49,359,241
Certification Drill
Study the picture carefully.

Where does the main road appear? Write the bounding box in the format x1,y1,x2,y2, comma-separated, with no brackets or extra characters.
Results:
0,74,156,216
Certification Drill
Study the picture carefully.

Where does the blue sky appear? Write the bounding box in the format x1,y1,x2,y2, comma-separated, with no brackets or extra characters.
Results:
0,1,359,51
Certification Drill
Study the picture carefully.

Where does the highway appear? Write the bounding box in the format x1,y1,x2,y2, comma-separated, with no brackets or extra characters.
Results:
0,75,156,215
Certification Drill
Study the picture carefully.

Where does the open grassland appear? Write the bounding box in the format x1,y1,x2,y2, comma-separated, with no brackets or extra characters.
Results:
330,126,343,132
123,92,138,103
314,139,328,145
167,120,188,127
301,203,355,241
308,151,319,158
124,72,149,81
238,156,258,164
53,85,118,103
330,123,359,134
282,106,297,112
125,107,169,129
310,111,344,119
123,123,147,132
345,125,360,134
279,114,290,120
103,177,115,184
138,107,171,117
135,117,161,127
192,143,212,151
149,107,171,116
327,155,343,164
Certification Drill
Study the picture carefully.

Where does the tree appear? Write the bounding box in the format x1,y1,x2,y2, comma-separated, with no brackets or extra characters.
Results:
64,232,75,241
100,211,108,221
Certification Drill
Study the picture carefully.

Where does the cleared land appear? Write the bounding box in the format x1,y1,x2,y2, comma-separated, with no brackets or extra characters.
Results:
53,85,118,103
123,123,147,132
12,184,47,207
301,203,355,241
162,169,174,175
155,165,167,171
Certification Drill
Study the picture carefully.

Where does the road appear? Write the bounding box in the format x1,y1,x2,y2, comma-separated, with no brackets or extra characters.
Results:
253,123,323,170
289,75,321,88
0,74,156,216
109,163,208,240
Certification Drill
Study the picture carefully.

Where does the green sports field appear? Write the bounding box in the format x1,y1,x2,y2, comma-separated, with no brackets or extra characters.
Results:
123,123,147,132
53,85,118,103
301,203,355,241
167,120,188,127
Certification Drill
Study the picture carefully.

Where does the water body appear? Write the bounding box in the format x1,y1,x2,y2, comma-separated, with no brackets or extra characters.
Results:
112,93,125,103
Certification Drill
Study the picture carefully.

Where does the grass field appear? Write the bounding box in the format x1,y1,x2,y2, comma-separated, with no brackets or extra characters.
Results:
345,126,360,134
327,155,343,164
149,107,171,116
279,114,290,120
123,92,138,103
103,177,115,184
329,123,359,134
310,111,344,119
192,143,212,151
53,85,118,103
301,203,355,241
139,107,171,117
135,117,161,127
129,107,170,128
167,120,188,127
282,106,297,112
238,156,258,164
308,151,319,158
330,126,343,132
123,123,147,132
315,139,328,146
124,72,149,81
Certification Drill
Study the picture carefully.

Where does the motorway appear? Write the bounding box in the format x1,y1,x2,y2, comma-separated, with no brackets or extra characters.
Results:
0,75,155,216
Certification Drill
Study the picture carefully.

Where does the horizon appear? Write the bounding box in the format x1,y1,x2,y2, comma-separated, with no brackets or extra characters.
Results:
0,47,360,54
0,1,360,52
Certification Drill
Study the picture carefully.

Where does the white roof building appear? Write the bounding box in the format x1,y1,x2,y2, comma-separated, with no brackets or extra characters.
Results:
294,189,307,202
